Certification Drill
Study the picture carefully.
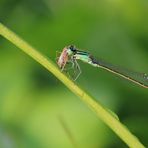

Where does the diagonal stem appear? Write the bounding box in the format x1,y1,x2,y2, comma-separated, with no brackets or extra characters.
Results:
0,23,145,148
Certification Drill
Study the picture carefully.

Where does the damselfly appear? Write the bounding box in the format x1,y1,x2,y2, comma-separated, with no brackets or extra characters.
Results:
57,45,148,88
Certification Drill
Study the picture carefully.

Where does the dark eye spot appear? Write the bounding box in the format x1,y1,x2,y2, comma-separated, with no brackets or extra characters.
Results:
68,45,76,52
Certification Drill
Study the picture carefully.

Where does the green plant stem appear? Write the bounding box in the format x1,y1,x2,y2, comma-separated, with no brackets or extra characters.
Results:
58,115,78,148
0,23,145,148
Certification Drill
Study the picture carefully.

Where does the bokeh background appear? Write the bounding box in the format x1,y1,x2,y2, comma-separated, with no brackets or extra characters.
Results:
0,0,148,147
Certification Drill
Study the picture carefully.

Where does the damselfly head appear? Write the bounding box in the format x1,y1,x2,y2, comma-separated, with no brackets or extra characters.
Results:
68,45,77,52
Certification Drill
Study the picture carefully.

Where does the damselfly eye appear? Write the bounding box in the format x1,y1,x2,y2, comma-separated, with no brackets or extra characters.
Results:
68,45,76,52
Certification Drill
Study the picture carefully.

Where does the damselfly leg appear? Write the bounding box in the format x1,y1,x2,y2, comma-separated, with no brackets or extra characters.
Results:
62,57,81,80
72,59,81,81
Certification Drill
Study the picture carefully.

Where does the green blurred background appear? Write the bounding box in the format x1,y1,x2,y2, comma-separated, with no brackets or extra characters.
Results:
0,0,148,147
